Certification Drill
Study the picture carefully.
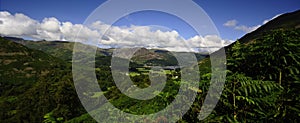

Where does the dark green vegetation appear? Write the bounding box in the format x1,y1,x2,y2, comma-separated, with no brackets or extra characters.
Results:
206,29,300,122
0,38,86,122
1,10,300,122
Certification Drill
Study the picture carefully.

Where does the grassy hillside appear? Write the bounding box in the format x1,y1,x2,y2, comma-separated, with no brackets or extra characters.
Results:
0,38,66,96
0,37,86,122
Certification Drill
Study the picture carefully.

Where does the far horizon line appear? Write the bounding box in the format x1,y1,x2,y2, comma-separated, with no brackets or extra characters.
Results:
2,36,227,54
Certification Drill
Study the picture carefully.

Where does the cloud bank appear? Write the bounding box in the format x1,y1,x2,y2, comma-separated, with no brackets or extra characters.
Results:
0,11,233,53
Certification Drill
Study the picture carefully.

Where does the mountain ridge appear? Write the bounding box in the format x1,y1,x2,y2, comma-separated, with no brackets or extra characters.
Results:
238,9,300,44
7,38,207,66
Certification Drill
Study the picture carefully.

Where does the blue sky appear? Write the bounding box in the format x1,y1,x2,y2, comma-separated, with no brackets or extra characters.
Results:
1,0,298,40
0,0,299,52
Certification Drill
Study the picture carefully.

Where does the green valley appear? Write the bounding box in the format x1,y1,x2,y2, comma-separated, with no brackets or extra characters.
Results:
0,9,299,123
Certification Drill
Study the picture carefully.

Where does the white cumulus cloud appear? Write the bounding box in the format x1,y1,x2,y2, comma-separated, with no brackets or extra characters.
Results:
35,17,62,40
234,25,261,33
91,21,233,53
0,11,38,37
223,20,238,27
40,17,61,32
0,11,233,53
224,14,282,33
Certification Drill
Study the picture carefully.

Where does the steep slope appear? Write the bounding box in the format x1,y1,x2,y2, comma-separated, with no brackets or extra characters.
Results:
0,37,85,122
238,10,300,44
207,10,300,85
198,9,300,122
0,37,66,96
